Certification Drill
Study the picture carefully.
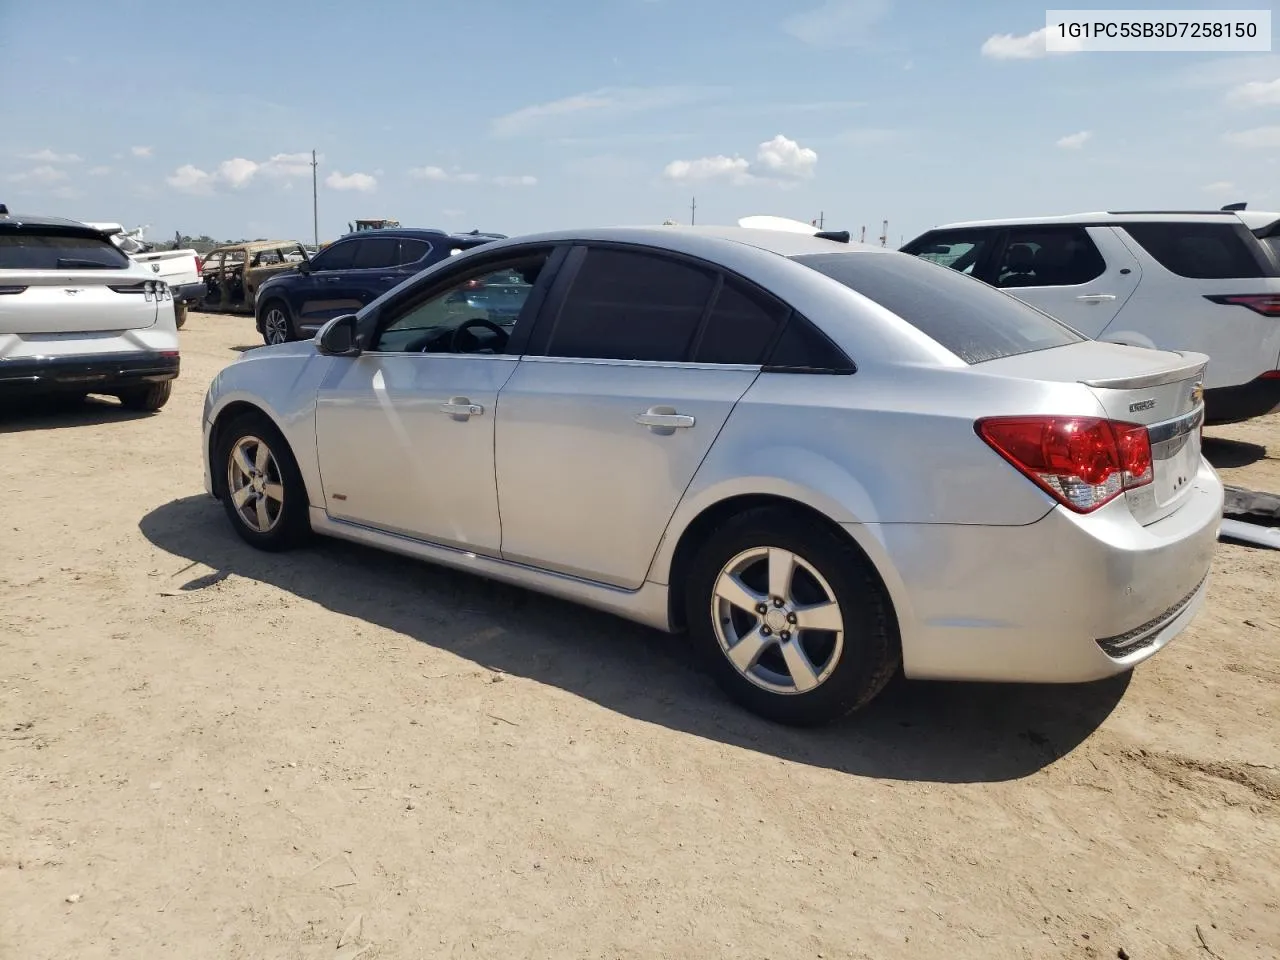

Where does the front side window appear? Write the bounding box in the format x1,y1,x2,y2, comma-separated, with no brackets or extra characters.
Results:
0,232,131,270
309,240,357,272
545,247,715,362
904,231,994,276
371,252,550,354
994,228,1107,288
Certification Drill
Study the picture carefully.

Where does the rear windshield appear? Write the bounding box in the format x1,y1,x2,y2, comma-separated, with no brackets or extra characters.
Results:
1120,221,1278,279
0,232,131,270
793,252,1085,364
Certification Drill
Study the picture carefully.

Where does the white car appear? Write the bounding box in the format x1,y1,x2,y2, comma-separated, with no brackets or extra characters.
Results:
0,207,179,410
201,226,1221,725
902,210,1280,424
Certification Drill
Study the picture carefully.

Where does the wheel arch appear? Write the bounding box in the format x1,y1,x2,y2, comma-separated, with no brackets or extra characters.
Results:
255,294,288,335
660,492,904,636
208,399,302,501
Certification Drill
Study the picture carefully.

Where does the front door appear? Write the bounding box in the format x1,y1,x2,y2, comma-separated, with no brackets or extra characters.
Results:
313,248,557,554
297,237,361,331
495,246,783,589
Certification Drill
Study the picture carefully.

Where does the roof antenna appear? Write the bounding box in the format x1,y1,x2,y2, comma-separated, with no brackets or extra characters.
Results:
1221,202,1247,211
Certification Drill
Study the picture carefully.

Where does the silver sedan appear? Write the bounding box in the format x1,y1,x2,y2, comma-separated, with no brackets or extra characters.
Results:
201,226,1223,725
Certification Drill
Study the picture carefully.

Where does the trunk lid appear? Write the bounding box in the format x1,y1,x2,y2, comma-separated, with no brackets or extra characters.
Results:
978,340,1208,525
0,270,159,334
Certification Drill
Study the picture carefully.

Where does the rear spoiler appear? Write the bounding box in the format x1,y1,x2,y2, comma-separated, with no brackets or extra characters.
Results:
1080,353,1208,390
1219,202,1280,238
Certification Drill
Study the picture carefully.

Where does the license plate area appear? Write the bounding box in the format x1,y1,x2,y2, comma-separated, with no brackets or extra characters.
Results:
1148,406,1204,508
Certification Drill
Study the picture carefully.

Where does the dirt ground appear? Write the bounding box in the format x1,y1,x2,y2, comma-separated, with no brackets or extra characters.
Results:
2,311,1278,960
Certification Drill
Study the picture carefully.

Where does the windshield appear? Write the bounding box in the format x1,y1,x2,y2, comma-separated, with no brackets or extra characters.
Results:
793,251,1085,364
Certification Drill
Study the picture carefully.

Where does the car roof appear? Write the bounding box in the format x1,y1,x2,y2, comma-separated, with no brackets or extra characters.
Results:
483,225,884,259
209,240,304,252
0,211,109,235
928,211,1253,230
339,227,508,243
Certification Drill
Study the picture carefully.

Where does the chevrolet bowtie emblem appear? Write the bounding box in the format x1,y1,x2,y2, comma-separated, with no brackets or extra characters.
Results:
1191,382,1204,406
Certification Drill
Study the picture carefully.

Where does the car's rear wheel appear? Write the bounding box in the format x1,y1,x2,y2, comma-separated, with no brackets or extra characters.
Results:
117,381,172,412
686,506,900,725
175,302,187,329
215,412,310,551
261,301,295,346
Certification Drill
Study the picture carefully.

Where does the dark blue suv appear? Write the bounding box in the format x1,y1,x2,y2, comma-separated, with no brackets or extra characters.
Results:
254,227,506,345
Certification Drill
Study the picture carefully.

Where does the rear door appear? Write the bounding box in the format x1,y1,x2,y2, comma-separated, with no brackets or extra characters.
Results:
0,230,157,334
494,245,783,589
986,226,1140,337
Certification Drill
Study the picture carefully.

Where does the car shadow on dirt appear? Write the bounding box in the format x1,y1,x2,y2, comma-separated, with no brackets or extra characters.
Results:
1202,436,1269,469
0,395,152,433
140,495,1130,785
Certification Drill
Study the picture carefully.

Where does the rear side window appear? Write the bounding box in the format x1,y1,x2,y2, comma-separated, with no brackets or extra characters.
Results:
794,252,1085,364
1121,222,1276,279
352,237,398,269
0,232,130,270
398,239,431,265
546,248,715,361
693,278,788,364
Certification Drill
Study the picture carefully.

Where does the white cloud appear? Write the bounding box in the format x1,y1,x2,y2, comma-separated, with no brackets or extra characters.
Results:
7,165,68,184
490,86,715,137
131,145,153,158
326,170,377,192
1203,180,1236,194
1176,54,1280,89
783,0,889,48
217,157,260,188
166,164,215,195
1224,126,1280,148
1227,78,1280,107
1056,130,1092,149
492,174,538,187
664,134,818,186
21,148,81,163
981,26,1081,59
410,166,534,186
260,152,314,178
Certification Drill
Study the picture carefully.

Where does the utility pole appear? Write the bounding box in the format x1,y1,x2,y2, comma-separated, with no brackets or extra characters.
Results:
879,219,888,247
818,211,825,230
311,149,319,247
859,225,866,243
690,197,697,226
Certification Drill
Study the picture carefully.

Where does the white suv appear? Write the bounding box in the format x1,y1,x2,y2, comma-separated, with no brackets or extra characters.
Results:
901,210,1280,424
0,206,179,410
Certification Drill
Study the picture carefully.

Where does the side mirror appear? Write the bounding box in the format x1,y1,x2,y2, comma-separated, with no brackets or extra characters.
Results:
317,314,361,357
297,260,312,275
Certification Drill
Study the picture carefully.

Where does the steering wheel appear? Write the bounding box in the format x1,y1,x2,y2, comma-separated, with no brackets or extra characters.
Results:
450,317,509,354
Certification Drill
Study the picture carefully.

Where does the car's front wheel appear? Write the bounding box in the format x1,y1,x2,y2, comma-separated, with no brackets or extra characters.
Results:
215,412,311,551
260,301,295,346
686,506,901,725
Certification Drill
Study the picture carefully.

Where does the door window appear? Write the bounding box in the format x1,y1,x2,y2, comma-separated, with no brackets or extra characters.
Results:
352,237,398,269
545,247,715,362
693,277,789,364
905,231,995,276
994,228,1106,288
397,238,431,265
309,239,358,272
371,252,550,354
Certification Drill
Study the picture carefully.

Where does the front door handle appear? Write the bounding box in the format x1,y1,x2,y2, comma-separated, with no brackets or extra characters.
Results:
1075,293,1117,303
635,406,695,434
440,397,483,420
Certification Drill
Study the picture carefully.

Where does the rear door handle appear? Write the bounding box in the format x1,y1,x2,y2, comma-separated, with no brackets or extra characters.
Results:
1075,294,1117,303
439,397,483,420
635,406,695,433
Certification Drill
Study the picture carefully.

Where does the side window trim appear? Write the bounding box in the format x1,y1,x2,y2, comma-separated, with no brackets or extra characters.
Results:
358,243,570,356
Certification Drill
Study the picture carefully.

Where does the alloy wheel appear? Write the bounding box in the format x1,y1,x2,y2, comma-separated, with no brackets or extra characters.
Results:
226,435,285,533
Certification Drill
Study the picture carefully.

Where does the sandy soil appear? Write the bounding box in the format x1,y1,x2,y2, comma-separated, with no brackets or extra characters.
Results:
2,311,1278,960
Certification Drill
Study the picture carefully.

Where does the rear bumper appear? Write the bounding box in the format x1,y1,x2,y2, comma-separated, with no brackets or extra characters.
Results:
0,350,180,395
171,282,206,305
1204,374,1280,425
860,458,1224,683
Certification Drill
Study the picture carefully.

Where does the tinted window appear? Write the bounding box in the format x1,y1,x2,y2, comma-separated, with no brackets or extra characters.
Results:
398,239,431,265
546,248,714,362
794,252,1084,364
352,237,398,269
309,240,357,272
994,228,1106,288
906,231,994,276
0,232,130,270
1122,222,1276,279
693,278,788,364
766,316,855,372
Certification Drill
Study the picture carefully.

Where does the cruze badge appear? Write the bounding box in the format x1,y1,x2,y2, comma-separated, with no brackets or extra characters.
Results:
1128,398,1156,412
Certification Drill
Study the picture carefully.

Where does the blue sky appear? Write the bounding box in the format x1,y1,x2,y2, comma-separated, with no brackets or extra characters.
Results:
1,0,1277,244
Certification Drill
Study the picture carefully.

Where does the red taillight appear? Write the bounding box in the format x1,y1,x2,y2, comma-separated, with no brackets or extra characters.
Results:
976,416,1153,514
1204,294,1280,317
194,256,203,276
1261,370,1280,380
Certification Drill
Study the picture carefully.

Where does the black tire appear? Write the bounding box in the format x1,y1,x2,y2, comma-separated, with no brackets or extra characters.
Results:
214,411,311,551
685,506,901,726
259,299,296,346
117,380,172,412
175,302,187,329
